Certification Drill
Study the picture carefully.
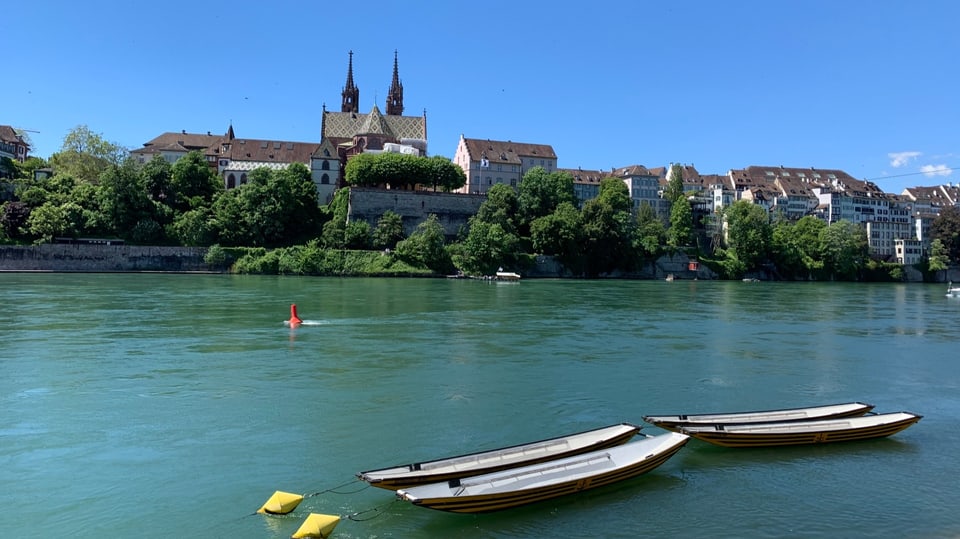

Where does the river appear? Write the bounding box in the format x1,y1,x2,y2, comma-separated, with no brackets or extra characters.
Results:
2,274,958,538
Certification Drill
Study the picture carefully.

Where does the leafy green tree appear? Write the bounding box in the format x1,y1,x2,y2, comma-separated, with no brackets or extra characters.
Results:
0,201,31,240
667,196,693,248
395,214,453,273
635,200,666,258
578,178,635,277
372,210,405,249
172,207,217,246
723,200,772,271
475,183,520,232
931,205,960,263
530,201,583,271
453,218,520,276
170,151,221,211
26,202,68,243
48,125,127,183
344,220,372,249
819,220,868,280
423,155,467,192
517,167,576,227
771,216,826,279
928,238,949,280
664,164,685,204
97,160,154,239
142,155,174,204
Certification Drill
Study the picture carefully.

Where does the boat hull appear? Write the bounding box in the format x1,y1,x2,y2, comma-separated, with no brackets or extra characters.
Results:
358,423,640,490
643,402,875,432
680,412,921,448
396,433,689,514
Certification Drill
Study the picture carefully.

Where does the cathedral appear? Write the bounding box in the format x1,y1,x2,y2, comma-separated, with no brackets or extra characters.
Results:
315,50,428,194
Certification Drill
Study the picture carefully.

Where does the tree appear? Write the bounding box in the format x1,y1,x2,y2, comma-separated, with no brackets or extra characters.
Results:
931,205,960,264
1,201,32,240
723,200,772,271
819,220,868,280
344,220,372,249
635,200,666,258
578,178,635,277
771,216,826,279
453,218,520,276
667,196,693,248
475,183,519,232
170,151,221,211
530,201,582,271
97,160,154,239
517,167,576,227
372,210,405,250
395,214,452,273
928,238,949,280
344,152,465,191
26,202,68,243
664,164,685,204
48,125,127,183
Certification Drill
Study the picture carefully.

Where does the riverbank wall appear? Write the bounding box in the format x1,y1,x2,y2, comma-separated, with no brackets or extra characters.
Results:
0,244,211,272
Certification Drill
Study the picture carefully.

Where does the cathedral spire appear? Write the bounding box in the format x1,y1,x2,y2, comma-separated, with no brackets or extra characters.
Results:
386,49,404,116
341,50,359,113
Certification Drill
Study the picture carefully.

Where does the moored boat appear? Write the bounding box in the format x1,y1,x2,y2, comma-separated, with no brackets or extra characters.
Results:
396,432,689,513
947,282,960,298
357,423,640,490
679,411,921,448
642,401,875,432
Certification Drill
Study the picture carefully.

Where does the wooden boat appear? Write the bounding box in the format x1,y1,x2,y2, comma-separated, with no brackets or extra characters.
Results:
396,432,689,513
357,423,640,490
495,270,521,281
642,401,875,432
679,411,921,448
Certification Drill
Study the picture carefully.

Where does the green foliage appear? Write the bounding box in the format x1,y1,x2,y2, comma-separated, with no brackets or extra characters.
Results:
635,201,666,258
664,164,685,204
203,244,232,270
452,219,520,276
530,201,583,271
723,200,772,271
818,220,868,280
344,220,372,249
1,201,31,240
395,214,453,274
930,205,960,264
26,202,67,243
97,160,156,241
170,151,221,211
344,152,465,191
475,183,519,233
230,244,429,276
517,167,576,227
48,125,127,183
576,179,636,277
667,197,693,248
372,210,405,249
928,238,949,275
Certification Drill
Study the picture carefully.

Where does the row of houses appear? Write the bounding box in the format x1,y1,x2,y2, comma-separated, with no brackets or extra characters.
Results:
5,52,959,265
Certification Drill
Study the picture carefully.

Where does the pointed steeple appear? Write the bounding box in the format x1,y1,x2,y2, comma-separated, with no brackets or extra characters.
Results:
226,123,235,140
386,49,404,116
341,50,359,113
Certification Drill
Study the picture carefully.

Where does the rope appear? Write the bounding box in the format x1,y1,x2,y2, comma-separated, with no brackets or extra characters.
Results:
346,499,398,522
305,478,368,498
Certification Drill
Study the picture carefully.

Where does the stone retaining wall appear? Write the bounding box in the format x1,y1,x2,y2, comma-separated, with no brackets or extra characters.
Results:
0,244,211,272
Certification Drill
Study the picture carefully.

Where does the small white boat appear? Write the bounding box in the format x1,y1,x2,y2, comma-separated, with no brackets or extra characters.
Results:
495,270,521,281
679,412,921,448
396,432,689,513
947,282,960,298
357,423,640,490
642,402,875,432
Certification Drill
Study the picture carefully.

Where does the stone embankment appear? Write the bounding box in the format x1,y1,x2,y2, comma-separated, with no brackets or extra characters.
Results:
0,244,212,272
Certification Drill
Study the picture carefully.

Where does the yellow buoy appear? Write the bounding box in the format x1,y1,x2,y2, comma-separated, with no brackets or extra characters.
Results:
292,513,340,538
257,490,304,515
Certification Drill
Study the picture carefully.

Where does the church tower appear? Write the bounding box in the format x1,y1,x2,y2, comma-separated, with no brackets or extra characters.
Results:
386,50,404,116
341,50,359,113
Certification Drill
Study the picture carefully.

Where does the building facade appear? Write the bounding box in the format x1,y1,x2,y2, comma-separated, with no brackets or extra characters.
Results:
452,135,557,194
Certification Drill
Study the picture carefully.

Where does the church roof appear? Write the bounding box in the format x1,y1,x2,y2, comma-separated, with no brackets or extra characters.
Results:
223,138,319,165
323,105,426,141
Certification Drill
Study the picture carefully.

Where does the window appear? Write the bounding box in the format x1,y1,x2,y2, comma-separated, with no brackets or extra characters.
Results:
321,161,330,170
240,173,248,185
227,174,236,189
321,173,330,185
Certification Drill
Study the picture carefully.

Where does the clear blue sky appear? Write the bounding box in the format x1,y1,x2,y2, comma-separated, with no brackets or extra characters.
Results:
6,1,958,194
